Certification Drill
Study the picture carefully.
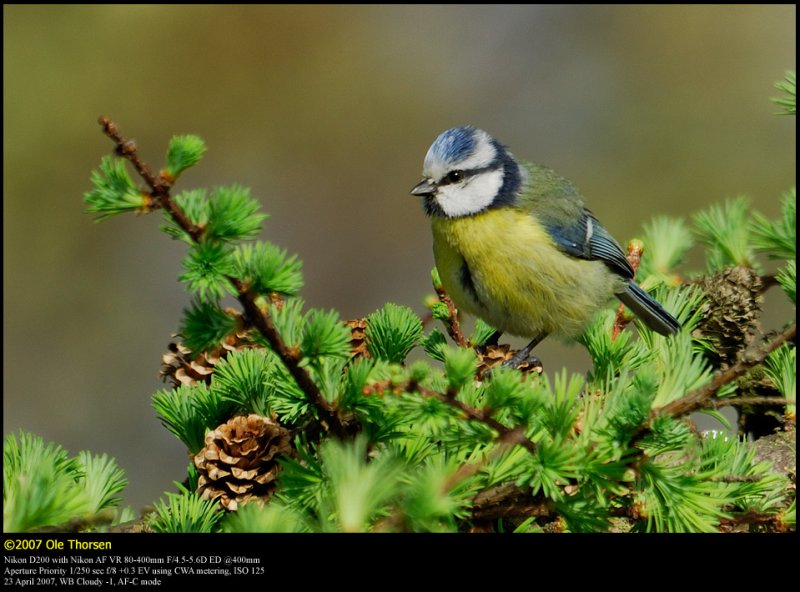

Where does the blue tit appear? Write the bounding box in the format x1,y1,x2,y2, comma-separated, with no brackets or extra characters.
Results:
410,126,679,361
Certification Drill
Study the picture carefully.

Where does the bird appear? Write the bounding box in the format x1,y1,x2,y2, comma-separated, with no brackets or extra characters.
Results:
410,126,679,366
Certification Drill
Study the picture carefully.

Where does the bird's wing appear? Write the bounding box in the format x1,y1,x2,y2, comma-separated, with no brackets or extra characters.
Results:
545,210,634,279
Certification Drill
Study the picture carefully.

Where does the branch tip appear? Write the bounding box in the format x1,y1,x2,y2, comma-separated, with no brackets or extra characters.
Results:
93,117,351,440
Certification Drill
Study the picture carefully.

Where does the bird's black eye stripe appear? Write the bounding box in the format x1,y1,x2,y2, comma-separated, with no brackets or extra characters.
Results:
439,164,497,186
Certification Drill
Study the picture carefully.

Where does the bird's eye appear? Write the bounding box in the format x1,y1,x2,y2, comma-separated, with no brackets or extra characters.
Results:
446,170,464,183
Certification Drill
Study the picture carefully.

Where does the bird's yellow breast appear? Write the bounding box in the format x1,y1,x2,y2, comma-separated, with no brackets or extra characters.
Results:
431,209,620,339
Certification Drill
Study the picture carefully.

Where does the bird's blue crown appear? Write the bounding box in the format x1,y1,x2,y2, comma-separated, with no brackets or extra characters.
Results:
426,126,478,168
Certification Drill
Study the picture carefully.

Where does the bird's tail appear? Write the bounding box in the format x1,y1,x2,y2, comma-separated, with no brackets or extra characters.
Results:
616,281,680,336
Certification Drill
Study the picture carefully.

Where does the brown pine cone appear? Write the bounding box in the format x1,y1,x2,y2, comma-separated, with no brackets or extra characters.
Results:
194,414,292,511
160,327,258,388
345,319,371,359
694,266,763,368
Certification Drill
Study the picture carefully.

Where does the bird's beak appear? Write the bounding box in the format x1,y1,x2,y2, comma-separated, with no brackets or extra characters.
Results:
410,178,436,197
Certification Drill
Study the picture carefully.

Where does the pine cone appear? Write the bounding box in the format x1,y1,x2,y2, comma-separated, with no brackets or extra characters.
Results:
194,414,292,511
476,344,543,379
695,266,763,368
160,327,258,388
160,341,216,387
345,319,370,359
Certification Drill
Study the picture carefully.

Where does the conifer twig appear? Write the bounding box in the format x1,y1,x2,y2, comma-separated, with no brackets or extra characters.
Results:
435,287,468,347
416,383,537,453
367,379,537,454
654,323,796,420
98,116,349,438
471,483,554,523
98,117,202,242
374,447,510,532
711,475,762,483
704,396,792,409
719,511,787,530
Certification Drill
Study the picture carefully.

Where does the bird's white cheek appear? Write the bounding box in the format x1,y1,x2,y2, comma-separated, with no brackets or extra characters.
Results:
436,170,504,218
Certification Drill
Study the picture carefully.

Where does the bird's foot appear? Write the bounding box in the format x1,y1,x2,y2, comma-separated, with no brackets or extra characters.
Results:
501,349,543,374
476,341,544,380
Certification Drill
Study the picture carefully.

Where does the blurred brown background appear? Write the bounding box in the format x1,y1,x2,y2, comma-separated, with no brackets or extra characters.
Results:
4,5,795,510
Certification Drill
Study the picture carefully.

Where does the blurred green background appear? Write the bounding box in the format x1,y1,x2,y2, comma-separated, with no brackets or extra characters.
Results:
4,5,795,511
